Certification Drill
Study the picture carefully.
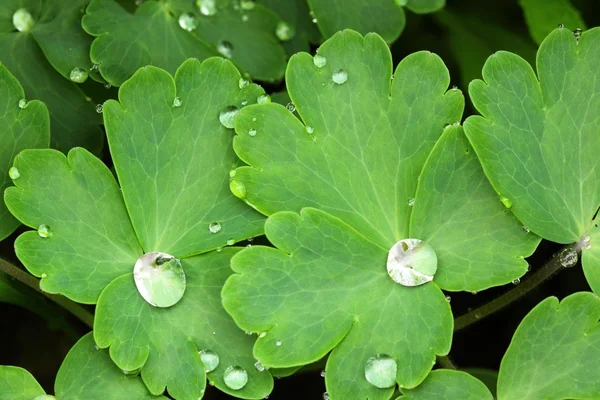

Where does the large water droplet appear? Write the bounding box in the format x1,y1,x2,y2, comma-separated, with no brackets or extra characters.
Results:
364,354,397,389
387,239,437,286
332,69,348,85
217,40,233,58
133,252,186,308
69,67,88,83
38,224,51,238
173,97,182,107
238,77,249,88
559,248,578,268
208,222,222,234
275,21,295,41
313,55,327,68
223,366,248,390
219,106,239,129
197,0,217,16
18,99,28,109
178,13,198,31
230,180,246,199
13,8,34,32
499,195,512,209
199,350,219,372
8,167,20,180
240,0,255,10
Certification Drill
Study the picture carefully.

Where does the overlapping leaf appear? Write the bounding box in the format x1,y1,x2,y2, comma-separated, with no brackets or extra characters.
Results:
498,292,600,399
222,30,539,400
0,63,49,241
83,0,287,86
519,0,585,45
0,0,103,152
5,58,272,399
464,27,600,290
0,333,165,400
397,370,493,399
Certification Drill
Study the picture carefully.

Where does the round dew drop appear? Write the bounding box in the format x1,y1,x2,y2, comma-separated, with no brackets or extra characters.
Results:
217,40,233,58
407,197,415,206
133,252,186,308
306,125,315,134
364,354,397,389
275,21,295,41
8,167,20,180
257,94,271,104
223,366,248,390
275,340,282,346
178,12,198,31
286,103,296,112
13,8,34,32
230,179,247,199
313,55,327,68
69,67,89,83
499,195,512,209
238,77,249,89
512,278,521,285
18,99,28,109
226,238,235,246
332,69,348,85
219,106,239,129
248,128,257,136
199,350,219,372
208,222,221,234
173,97,182,107
95,104,103,113
387,238,437,287
37,224,52,238
197,0,217,16
254,361,265,372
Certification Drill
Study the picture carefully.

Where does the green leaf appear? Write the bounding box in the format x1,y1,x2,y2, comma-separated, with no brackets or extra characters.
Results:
0,1,103,153
582,218,599,293
6,58,271,399
223,30,538,398
404,0,445,14
0,63,49,241
397,369,493,399
462,368,498,396
464,27,600,244
0,366,45,400
498,292,600,399
519,0,585,45
83,0,286,85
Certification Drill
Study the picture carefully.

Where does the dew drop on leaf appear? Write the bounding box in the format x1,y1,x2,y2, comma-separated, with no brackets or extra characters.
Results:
387,239,437,286
286,103,296,112
559,248,578,268
219,106,239,129
275,340,282,346
254,361,265,371
320,370,326,377
313,55,327,68
407,197,415,206
13,8,34,32
133,252,186,308
223,366,248,390
208,222,221,233
240,0,256,10
230,180,247,199
226,238,235,246
257,94,271,104
199,350,220,372
104,82,112,89
95,104,103,113
18,99,28,109
364,354,397,389
238,77,249,88
574,28,583,41
323,392,330,400
37,224,52,238
499,195,512,209
217,40,233,58
258,331,266,338
90,63,99,71
332,69,348,85
512,278,521,285
445,295,451,302
173,97,182,107
522,225,530,233
248,128,257,136
229,169,236,178
69,67,88,83
196,0,217,16
178,12,198,31
8,167,20,180
306,125,315,134
275,21,295,41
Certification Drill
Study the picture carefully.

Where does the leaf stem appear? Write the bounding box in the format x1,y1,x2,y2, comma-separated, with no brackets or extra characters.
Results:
454,243,580,332
436,355,457,370
0,258,94,328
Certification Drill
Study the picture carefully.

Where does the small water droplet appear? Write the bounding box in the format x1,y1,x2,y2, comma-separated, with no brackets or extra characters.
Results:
173,97,182,107
199,350,220,372
387,239,437,287
219,106,239,129
226,239,235,246
306,125,315,134
13,8,34,32
512,278,520,285
217,40,233,58
197,0,217,16
252,117,257,122
230,180,246,199
574,28,583,42
254,361,265,371
322,392,330,400
522,225,530,233
286,103,295,112
364,354,397,388
407,197,415,207
208,222,222,234
248,128,257,136
320,370,326,377
257,94,271,104
559,247,578,268
216,247,223,252
452,85,458,89
69,67,88,83
581,235,592,250
258,332,266,338
94,345,100,350
90,63,99,71
178,12,198,31
41,273,48,278
248,237,254,242
18,99,28,109
275,21,295,41
245,330,252,335
238,77,249,89
96,104,103,113
38,224,51,238
241,100,248,106
229,169,237,178
499,195,512,209
133,252,186,307
558,23,565,28
332,69,348,85
104,83,112,89
242,14,249,22
223,366,248,390
275,340,282,346
8,167,20,180
240,0,255,10
313,55,327,68
445,295,451,302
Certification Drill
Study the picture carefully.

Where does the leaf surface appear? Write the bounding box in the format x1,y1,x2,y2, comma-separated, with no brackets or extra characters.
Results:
0,366,44,400
397,369,493,400
582,218,600,293
498,292,600,399
519,0,585,45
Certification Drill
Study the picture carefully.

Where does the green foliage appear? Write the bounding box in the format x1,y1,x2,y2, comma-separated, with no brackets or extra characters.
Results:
519,0,585,44
397,370,493,400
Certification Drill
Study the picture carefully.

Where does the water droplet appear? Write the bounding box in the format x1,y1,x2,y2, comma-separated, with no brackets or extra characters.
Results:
217,40,233,58
522,225,530,233
312,18,317,23
69,67,88,83
172,97,183,107
387,239,437,287
257,94,271,104
230,180,246,199
574,28,583,41
96,104,103,113
229,169,237,178
37,224,51,238
407,197,415,207
248,237,254,242
258,332,266,338
240,0,255,10
208,222,222,234
275,21,295,41
275,340,282,346
18,99,28,109
364,354,397,388
286,103,296,112
323,392,330,400
499,195,512,209
133,252,186,308
226,239,235,246
219,106,239,129
559,247,578,268
178,12,198,31
445,295,451,302
332,69,348,85
197,0,216,16
13,8,34,32
239,77,249,88
8,167,20,180
252,117,257,122
254,361,265,371
90,63,99,71
216,247,223,252
512,278,520,285
248,128,257,136
242,14,249,22
312,54,327,69
558,23,565,28
320,370,326,377
199,350,220,373
306,125,315,134
41,273,48,278
223,366,248,390
104,82,112,89
581,235,592,250
244,330,252,335
241,101,248,106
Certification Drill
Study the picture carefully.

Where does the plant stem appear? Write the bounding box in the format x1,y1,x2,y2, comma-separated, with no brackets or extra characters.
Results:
0,258,94,328
454,243,579,332
436,355,457,370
